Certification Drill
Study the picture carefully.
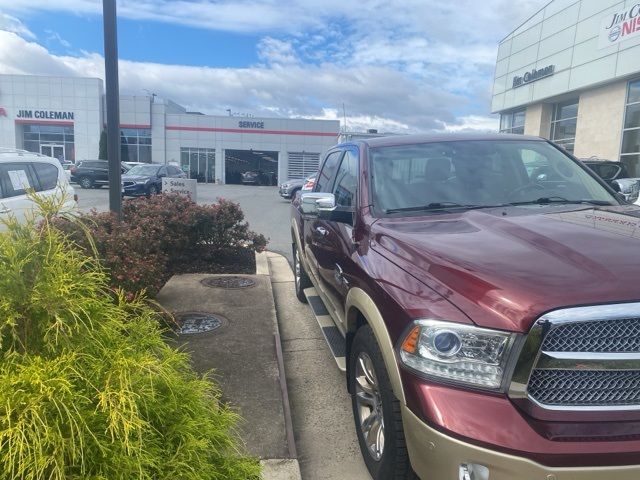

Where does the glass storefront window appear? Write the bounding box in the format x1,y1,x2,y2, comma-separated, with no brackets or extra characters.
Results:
180,147,215,183
621,79,640,176
19,124,75,161
551,99,579,154
499,109,525,134
120,128,152,163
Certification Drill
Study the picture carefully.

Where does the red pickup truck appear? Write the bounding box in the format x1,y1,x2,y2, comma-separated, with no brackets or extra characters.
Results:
290,133,640,480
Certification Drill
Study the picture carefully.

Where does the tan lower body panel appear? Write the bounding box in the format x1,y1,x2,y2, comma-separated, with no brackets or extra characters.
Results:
402,406,640,480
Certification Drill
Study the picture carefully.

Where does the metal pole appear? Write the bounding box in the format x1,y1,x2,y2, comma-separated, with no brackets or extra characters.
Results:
103,0,122,217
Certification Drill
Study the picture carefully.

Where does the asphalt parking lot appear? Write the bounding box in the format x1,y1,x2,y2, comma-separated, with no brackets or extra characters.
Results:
75,183,294,263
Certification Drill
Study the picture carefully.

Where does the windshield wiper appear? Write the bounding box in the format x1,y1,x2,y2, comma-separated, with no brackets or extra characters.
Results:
508,197,613,206
384,202,489,214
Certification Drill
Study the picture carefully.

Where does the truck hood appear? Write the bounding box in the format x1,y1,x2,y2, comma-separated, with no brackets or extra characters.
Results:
371,205,640,332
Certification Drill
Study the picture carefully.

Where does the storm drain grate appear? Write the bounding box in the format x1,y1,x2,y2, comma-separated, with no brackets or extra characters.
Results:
176,312,227,335
201,276,256,289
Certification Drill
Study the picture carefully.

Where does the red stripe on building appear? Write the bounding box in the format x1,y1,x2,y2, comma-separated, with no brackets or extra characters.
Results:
165,125,336,137
15,119,74,126
119,124,152,129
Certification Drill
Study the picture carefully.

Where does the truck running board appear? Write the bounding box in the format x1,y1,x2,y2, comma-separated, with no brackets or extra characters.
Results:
304,287,346,372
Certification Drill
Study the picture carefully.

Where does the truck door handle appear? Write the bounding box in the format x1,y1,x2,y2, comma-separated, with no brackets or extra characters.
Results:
314,226,328,237
0,208,10,214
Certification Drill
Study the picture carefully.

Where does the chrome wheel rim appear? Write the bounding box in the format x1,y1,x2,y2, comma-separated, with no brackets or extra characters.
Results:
355,352,385,461
294,248,301,287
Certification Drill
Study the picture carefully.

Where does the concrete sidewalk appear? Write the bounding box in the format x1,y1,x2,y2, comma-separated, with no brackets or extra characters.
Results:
156,271,301,479
267,253,370,480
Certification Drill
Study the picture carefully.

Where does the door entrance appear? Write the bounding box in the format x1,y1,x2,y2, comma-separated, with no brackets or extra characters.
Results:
40,144,65,162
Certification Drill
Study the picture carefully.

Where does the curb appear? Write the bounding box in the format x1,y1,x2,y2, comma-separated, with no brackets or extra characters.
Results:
260,250,301,480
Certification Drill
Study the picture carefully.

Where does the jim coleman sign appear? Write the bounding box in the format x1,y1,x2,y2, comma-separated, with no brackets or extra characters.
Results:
600,3,640,49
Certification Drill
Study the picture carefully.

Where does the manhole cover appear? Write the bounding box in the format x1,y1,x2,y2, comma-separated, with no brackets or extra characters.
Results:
176,312,227,335
201,276,256,289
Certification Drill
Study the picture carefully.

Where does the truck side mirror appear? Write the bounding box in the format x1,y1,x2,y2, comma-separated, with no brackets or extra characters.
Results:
301,192,332,215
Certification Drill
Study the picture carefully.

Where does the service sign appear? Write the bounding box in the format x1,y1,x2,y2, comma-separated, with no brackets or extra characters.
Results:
162,178,197,202
599,4,640,49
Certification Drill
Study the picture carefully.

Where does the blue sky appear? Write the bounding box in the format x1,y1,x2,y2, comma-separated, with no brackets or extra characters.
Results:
0,0,543,132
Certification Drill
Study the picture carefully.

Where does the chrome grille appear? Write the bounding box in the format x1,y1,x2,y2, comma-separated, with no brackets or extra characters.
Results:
528,369,640,407
509,303,640,412
541,317,640,353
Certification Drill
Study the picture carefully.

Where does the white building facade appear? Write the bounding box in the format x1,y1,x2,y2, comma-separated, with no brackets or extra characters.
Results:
0,74,339,184
492,0,640,176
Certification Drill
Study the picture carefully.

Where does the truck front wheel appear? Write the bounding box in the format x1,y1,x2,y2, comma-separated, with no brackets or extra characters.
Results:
293,242,311,302
349,325,415,479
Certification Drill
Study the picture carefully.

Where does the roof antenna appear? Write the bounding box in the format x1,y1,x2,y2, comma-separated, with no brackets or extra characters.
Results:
342,102,348,132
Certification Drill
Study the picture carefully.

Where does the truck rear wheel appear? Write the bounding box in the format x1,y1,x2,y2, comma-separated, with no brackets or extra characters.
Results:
293,242,311,303
349,325,415,479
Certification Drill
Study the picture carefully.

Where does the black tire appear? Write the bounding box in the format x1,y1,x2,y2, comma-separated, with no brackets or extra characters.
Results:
349,326,413,480
293,242,311,303
147,184,159,196
79,176,93,189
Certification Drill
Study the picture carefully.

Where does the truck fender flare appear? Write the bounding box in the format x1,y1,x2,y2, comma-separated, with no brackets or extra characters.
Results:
346,287,406,405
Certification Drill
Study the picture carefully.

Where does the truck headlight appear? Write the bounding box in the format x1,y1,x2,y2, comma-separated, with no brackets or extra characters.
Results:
398,320,518,390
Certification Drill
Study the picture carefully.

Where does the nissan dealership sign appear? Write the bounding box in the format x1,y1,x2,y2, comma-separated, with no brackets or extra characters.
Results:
599,4,640,49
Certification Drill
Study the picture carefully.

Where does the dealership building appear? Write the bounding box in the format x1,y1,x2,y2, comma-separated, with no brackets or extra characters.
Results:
0,74,339,183
493,0,640,176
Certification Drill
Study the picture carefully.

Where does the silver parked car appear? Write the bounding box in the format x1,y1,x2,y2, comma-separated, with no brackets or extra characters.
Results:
279,172,317,199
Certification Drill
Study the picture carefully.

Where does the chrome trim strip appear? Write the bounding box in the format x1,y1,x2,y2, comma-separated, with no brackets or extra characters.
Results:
536,351,640,370
527,394,640,412
540,302,640,325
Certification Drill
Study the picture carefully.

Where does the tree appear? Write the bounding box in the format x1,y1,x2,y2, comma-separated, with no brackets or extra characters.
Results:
98,129,107,159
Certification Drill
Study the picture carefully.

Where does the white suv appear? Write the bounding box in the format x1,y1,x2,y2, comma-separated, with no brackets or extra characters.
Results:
0,149,77,229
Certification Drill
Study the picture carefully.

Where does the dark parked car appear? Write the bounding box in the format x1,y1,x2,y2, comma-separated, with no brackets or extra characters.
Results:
582,158,640,203
121,164,186,197
291,134,640,480
70,159,130,189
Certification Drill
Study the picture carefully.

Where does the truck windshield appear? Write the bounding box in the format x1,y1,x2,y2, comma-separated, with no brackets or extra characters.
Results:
369,140,618,214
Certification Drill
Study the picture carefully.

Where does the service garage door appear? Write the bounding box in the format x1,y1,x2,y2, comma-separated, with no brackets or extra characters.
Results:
287,152,320,179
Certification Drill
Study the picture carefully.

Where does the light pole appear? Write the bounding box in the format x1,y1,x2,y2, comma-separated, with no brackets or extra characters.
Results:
103,0,122,217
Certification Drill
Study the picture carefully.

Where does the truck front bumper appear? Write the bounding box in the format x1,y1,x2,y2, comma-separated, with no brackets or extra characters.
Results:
403,405,640,480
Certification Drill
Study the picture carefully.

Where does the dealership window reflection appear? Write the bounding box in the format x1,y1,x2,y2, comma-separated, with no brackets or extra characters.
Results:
499,109,525,134
551,99,578,154
180,147,215,183
22,124,75,162
621,79,640,176
120,128,151,163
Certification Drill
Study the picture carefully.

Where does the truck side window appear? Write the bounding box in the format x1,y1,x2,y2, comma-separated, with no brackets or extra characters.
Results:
333,150,358,207
315,151,343,192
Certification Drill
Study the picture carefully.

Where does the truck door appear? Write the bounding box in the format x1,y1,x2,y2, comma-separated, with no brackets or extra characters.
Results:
307,147,359,324
303,149,343,295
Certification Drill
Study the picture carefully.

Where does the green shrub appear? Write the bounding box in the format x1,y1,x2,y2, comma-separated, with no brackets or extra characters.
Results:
0,200,260,480
53,194,268,297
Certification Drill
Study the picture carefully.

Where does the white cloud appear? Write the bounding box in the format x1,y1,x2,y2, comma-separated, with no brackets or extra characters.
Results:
45,30,71,48
0,0,545,133
440,115,499,133
0,31,468,132
0,12,35,39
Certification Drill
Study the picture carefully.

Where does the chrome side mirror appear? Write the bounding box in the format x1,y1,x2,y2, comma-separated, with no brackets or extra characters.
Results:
300,192,335,215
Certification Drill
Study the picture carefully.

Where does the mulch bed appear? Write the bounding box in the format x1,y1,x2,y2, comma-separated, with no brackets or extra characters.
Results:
169,247,256,276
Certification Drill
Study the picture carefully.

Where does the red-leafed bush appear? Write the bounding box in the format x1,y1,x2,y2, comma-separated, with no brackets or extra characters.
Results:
53,194,267,297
